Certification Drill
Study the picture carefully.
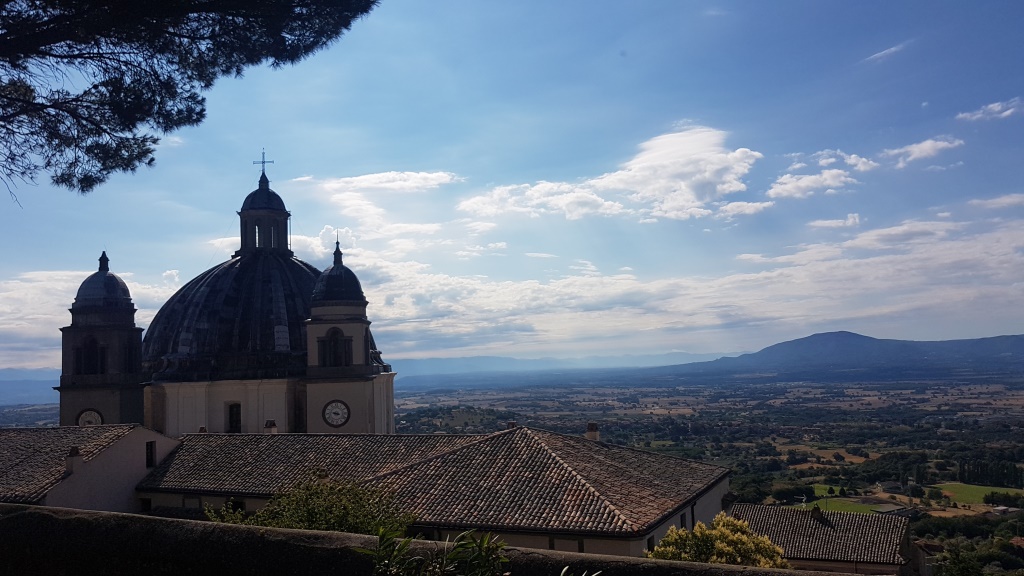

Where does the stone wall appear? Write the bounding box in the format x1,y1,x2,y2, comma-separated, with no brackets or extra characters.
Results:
0,504,851,576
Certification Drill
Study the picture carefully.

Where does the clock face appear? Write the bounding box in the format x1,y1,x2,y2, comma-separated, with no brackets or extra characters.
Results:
77,409,103,426
322,400,350,427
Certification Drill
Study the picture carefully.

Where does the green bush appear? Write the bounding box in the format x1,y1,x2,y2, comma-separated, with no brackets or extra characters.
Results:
206,476,413,536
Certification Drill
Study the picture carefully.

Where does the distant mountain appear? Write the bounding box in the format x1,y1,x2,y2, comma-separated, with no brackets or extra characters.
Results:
5,332,1021,404
655,331,1024,379
0,380,59,405
390,351,732,378
0,368,60,381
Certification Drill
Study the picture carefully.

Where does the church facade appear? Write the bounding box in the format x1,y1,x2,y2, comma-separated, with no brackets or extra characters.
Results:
57,170,395,436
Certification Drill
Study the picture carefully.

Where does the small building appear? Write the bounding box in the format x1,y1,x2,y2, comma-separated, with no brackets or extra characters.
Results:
0,425,179,512
729,503,914,575
138,426,731,557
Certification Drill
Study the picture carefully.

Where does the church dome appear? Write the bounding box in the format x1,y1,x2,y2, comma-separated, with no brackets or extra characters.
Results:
141,253,321,381
311,242,366,303
240,173,287,211
73,252,133,309
142,170,320,382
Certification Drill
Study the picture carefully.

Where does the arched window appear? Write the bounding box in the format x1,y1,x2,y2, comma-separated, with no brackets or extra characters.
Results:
76,337,106,375
318,328,353,367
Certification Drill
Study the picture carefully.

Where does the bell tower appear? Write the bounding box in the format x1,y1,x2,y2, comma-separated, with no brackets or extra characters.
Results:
57,252,144,426
304,242,395,433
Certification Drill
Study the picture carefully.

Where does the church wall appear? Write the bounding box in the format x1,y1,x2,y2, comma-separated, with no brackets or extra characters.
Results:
150,379,293,436
145,385,166,433
45,428,179,513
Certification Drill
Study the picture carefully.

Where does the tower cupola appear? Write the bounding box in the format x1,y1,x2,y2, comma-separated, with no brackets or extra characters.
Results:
235,168,291,257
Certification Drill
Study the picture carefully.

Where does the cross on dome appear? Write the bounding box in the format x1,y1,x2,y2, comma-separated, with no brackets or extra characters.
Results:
252,149,274,174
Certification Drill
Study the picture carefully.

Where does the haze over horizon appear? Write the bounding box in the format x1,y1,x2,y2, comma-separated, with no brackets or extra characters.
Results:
1,1,1023,370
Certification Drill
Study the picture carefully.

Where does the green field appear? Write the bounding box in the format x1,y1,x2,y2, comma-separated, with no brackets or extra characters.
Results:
933,483,1024,504
812,484,843,497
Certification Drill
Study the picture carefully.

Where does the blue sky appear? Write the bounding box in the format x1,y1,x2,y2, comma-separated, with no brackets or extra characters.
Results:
2,1,1024,369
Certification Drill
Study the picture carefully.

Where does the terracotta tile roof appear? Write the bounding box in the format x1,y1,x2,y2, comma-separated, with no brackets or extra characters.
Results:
375,427,729,536
137,433,483,496
0,425,138,504
138,427,729,537
730,504,909,565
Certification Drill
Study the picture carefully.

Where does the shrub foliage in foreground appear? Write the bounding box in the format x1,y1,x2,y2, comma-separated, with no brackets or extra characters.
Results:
206,477,413,535
358,529,509,576
647,512,789,568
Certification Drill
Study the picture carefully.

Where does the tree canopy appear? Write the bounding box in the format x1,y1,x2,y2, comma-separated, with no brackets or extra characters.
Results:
0,0,377,194
206,476,413,535
647,512,789,569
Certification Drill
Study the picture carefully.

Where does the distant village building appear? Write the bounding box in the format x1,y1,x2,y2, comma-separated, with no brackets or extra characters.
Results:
730,503,916,575
56,168,395,436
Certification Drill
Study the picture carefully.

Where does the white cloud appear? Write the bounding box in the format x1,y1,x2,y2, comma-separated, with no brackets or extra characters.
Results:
525,252,558,258
464,221,497,235
767,169,857,199
207,237,237,254
161,270,180,283
159,136,185,148
458,126,763,222
569,260,600,276
454,242,507,259
808,213,860,228
457,182,628,220
956,97,1022,121
291,234,333,260
360,215,1024,360
787,161,807,171
864,41,910,63
716,201,774,218
924,161,964,172
968,194,1024,209
843,220,961,250
316,171,461,193
593,127,763,219
882,136,964,169
814,149,879,172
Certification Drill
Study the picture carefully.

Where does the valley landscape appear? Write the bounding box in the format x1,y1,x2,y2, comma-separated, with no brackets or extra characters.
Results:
5,330,1024,556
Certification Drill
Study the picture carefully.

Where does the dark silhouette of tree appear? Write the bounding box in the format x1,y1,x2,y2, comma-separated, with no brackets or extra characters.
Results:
0,0,377,195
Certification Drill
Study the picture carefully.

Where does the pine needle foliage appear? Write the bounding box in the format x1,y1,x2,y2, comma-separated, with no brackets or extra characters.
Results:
0,0,378,194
